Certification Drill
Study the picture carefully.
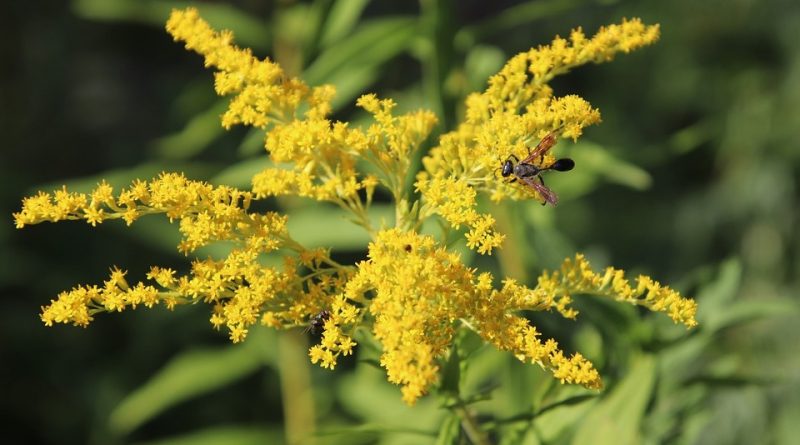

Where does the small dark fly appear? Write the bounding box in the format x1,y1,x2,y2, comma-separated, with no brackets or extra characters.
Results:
305,310,331,335
499,131,574,206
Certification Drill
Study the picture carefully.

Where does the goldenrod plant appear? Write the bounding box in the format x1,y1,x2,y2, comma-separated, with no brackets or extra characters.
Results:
15,6,698,441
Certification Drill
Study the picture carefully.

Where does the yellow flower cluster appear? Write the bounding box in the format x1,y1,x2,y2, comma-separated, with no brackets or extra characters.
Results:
250,94,435,224
169,9,436,230
415,177,505,254
345,229,468,404
417,19,659,252
41,268,161,327
537,254,698,328
17,9,697,407
22,172,355,342
336,230,697,404
344,229,604,404
13,172,268,254
307,294,362,369
166,7,333,127
471,19,660,119
40,243,354,343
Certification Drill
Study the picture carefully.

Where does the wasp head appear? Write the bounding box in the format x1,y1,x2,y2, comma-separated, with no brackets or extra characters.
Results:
501,159,514,177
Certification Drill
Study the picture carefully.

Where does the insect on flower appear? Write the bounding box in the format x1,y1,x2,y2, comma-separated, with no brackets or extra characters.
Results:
500,131,575,206
305,310,331,335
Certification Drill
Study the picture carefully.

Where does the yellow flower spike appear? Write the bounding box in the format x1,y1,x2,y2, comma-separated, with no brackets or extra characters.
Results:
166,8,322,128
356,94,438,195
538,254,698,328
252,116,368,211
249,91,434,233
346,229,603,403
40,268,163,327
415,176,505,255
480,18,659,114
472,311,602,390
419,19,658,247
348,229,467,403
38,233,351,342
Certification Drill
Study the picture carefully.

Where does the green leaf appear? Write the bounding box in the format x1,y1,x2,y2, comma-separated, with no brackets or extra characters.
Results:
319,0,371,48
105,215,182,256
132,425,283,445
668,119,719,155
326,66,381,110
287,204,392,250
696,258,742,312
336,361,443,431
567,141,653,192
151,100,228,160
456,329,486,363
211,157,273,189
303,17,417,86
706,298,799,334
455,0,584,48
684,374,776,388
464,45,506,91
453,385,499,409
237,128,268,157
300,0,335,67
774,398,800,445
459,345,509,399
72,0,271,49
536,394,598,417
654,332,713,395
316,423,436,437
654,259,743,386
438,343,461,398
488,394,598,428
529,385,596,442
356,358,384,371
109,328,275,435
570,354,657,445
434,414,461,445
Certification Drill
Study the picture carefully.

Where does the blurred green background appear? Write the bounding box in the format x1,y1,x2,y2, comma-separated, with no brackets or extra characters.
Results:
3,0,799,444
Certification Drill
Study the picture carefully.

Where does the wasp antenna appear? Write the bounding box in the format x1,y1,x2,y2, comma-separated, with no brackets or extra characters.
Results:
493,165,504,179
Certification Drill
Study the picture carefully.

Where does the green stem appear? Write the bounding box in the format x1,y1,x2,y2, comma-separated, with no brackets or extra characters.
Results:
277,330,316,445
453,403,492,445
492,200,529,282
419,0,455,129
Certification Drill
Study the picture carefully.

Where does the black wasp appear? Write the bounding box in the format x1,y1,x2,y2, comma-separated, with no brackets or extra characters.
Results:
305,310,331,335
500,131,575,206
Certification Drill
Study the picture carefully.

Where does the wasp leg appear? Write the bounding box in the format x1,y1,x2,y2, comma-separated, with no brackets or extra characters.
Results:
538,176,546,206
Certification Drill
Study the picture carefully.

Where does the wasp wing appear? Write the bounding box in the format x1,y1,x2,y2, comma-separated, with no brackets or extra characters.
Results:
522,131,558,165
521,176,558,206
